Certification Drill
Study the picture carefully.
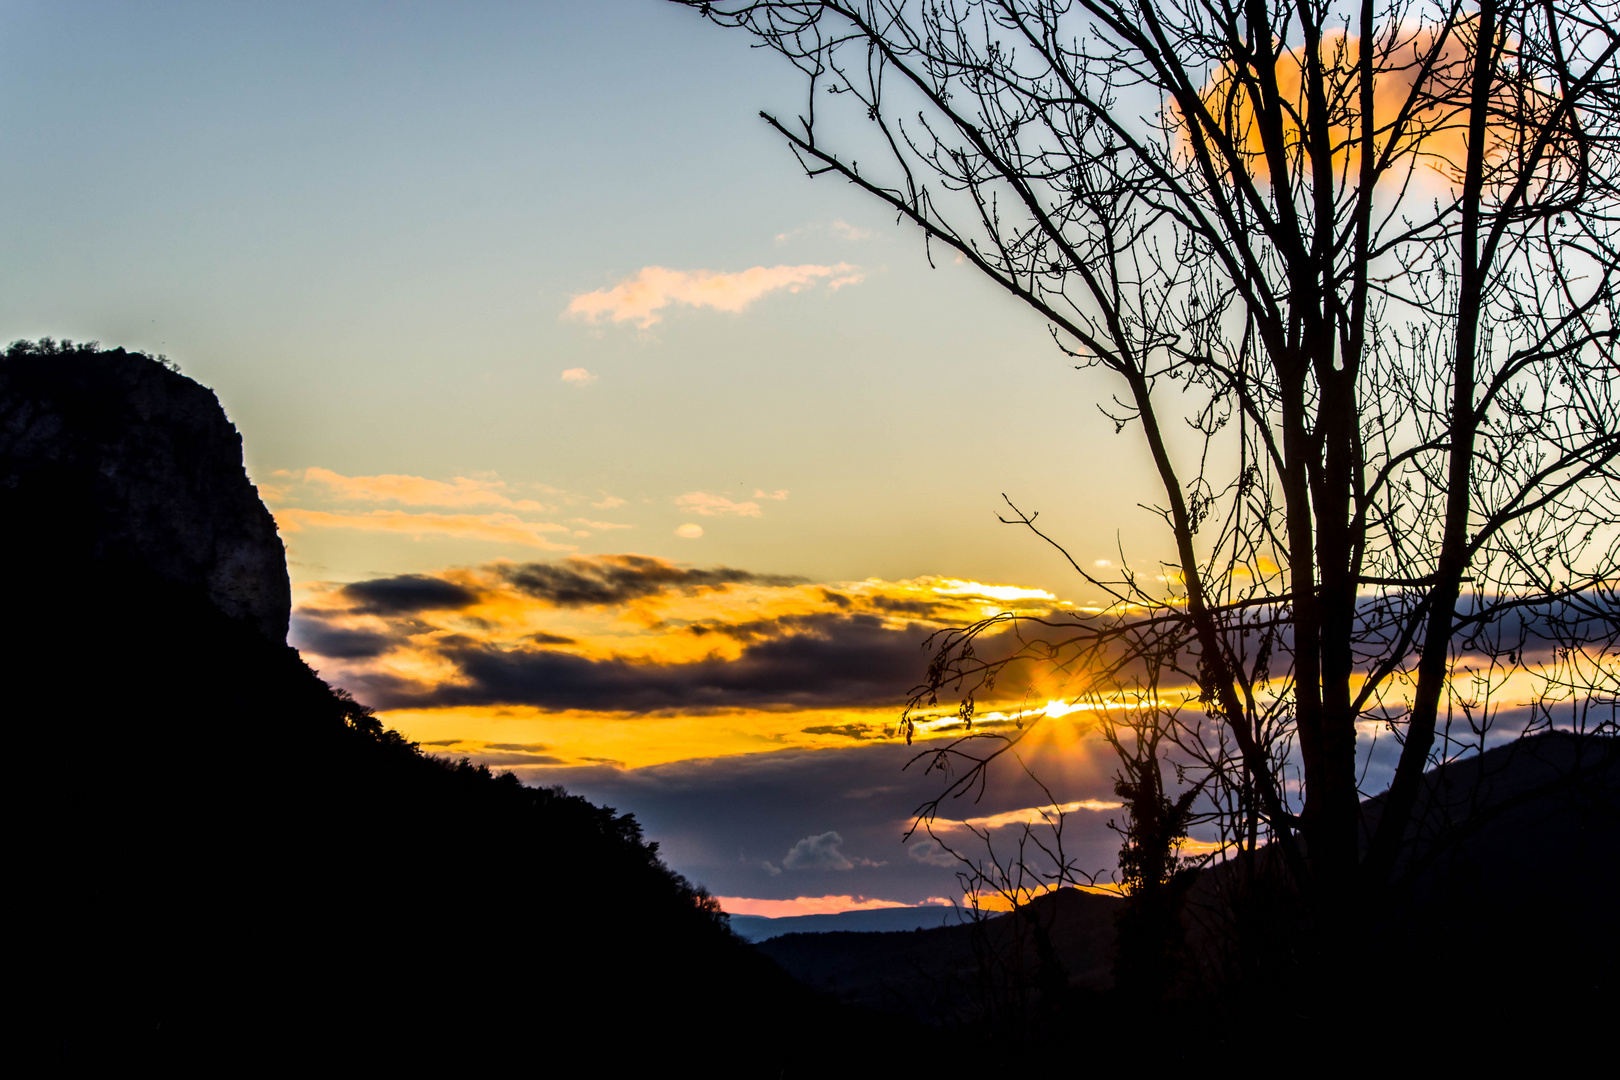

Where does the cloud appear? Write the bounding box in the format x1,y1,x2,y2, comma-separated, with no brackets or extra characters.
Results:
560,368,597,385
801,723,880,741
1195,19,1531,181
498,554,802,608
676,524,703,539
676,492,761,518
569,519,633,530
275,508,577,550
774,220,874,245
416,739,566,767
458,751,568,766
930,799,1125,834
716,895,914,918
340,574,482,615
366,611,932,713
289,614,397,659
527,736,1124,902
566,263,858,328
591,494,627,510
753,489,789,501
907,839,959,868
783,831,854,871
283,467,549,511
526,631,576,646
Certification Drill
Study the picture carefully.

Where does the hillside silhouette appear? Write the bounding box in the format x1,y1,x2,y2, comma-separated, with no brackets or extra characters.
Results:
756,731,1616,1059
1,341,890,1071
6,341,1613,1068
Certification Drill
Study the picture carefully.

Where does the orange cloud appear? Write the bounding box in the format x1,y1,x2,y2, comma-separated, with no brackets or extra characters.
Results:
1195,17,1534,180
275,508,577,549
560,367,597,385
284,467,550,511
567,263,858,328
716,895,916,918
676,492,761,518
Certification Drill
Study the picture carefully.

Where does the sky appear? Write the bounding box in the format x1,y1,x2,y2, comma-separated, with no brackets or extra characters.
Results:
0,0,1254,914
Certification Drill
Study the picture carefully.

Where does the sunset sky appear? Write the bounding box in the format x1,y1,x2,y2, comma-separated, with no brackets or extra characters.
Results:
0,1,1267,913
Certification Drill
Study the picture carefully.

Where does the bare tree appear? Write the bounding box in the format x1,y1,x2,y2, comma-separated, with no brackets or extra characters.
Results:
675,0,1620,995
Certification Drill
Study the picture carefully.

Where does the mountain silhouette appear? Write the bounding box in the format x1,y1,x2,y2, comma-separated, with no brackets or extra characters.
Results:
753,732,1617,1051
1,340,890,1072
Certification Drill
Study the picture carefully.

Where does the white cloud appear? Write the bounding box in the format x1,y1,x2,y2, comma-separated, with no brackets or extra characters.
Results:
752,489,789,501
677,492,761,517
929,799,1124,834
675,523,704,539
566,263,859,328
561,367,597,385
907,839,959,868
783,831,855,871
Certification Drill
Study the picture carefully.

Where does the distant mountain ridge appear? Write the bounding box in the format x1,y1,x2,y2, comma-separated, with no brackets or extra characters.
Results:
754,732,1617,1033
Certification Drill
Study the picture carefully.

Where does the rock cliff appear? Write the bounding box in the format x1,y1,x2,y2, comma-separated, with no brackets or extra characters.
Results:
0,342,289,641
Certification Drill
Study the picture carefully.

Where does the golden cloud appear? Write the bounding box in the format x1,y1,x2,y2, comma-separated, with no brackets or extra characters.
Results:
275,508,577,549
566,262,859,328
281,467,551,512
1194,17,1535,180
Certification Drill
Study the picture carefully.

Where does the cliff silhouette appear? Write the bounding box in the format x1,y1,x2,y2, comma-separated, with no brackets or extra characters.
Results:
2,341,862,1071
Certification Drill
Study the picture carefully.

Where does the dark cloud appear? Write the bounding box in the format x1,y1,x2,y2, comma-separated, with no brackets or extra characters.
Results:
866,595,948,616
341,574,481,615
462,751,567,766
802,723,879,740
526,631,576,646
369,612,933,713
499,554,804,608
289,614,396,659
484,742,552,753
685,612,824,641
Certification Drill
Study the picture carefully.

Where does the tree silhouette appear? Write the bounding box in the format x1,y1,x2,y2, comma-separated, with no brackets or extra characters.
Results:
676,0,1620,1008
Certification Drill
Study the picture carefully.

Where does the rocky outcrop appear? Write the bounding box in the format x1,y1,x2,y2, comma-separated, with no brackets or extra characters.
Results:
0,343,290,642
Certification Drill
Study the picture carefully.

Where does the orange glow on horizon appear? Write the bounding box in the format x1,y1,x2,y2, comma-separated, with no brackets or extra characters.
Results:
717,894,929,918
